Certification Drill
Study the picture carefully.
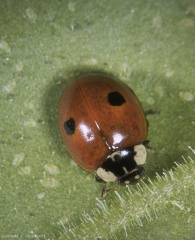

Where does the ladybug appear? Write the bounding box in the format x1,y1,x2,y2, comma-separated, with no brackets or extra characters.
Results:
58,74,148,187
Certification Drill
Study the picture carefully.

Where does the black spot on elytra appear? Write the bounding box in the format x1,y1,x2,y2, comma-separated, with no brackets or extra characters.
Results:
107,91,126,106
64,117,75,135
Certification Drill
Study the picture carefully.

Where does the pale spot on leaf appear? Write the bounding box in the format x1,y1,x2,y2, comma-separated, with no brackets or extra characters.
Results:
44,164,60,175
179,91,194,101
26,8,37,22
18,166,31,175
13,153,25,166
40,178,59,188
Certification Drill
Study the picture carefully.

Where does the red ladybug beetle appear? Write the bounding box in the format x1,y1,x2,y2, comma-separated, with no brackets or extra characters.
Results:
58,74,148,187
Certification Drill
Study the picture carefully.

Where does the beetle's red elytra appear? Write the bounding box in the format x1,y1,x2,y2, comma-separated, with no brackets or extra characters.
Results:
58,74,148,186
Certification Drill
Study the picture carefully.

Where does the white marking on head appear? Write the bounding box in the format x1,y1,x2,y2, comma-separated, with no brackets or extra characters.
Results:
110,151,122,162
122,166,128,174
110,151,118,161
96,167,117,182
134,175,140,179
134,144,147,165
110,149,129,162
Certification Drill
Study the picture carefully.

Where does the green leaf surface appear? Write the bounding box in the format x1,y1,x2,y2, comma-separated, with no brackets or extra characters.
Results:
1,0,195,239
